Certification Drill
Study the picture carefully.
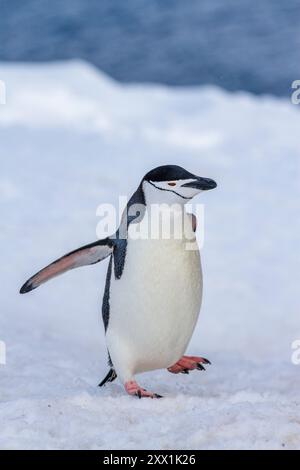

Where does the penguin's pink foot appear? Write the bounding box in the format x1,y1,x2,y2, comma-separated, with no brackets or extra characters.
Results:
168,355,211,374
125,381,163,399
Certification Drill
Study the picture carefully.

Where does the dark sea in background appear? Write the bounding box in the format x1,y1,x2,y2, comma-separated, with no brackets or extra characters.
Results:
0,0,299,96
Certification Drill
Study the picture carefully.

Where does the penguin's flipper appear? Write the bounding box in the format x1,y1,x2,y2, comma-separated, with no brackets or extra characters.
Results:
20,238,113,294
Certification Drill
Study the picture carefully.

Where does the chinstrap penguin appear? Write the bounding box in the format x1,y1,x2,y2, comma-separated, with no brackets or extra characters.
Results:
20,165,217,398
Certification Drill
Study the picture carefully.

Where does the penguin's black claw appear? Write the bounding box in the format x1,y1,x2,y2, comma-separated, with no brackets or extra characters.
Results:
196,363,206,371
181,369,189,374
134,389,163,399
135,390,163,399
126,381,162,398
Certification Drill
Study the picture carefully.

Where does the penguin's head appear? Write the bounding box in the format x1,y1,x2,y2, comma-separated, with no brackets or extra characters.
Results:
142,165,217,204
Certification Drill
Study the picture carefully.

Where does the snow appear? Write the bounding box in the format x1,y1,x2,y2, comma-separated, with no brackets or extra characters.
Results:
0,60,300,450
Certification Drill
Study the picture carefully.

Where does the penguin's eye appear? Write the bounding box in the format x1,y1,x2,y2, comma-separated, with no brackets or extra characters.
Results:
168,182,176,186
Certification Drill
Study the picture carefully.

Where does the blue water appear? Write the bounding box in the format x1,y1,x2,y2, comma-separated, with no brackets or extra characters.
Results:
0,0,299,96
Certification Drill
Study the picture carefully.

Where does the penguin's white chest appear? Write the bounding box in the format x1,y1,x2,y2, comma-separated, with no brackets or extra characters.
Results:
106,212,202,380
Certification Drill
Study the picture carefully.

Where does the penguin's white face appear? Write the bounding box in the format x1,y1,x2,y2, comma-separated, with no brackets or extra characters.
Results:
141,165,217,206
143,178,207,205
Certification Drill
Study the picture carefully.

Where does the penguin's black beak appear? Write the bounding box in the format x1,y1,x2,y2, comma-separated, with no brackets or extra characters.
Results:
182,176,217,191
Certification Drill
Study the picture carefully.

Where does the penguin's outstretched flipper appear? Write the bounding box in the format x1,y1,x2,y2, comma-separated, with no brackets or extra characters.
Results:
20,238,113,294
98,368,117,387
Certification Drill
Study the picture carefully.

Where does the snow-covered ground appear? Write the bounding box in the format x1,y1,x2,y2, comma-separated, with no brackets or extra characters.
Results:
0,61,299,450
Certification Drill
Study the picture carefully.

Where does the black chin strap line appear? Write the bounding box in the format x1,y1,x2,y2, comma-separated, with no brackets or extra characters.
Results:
148,180,192,200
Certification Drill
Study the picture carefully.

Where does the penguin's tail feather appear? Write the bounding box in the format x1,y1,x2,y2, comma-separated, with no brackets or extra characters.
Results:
20,238,114,294
98,368,117,387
